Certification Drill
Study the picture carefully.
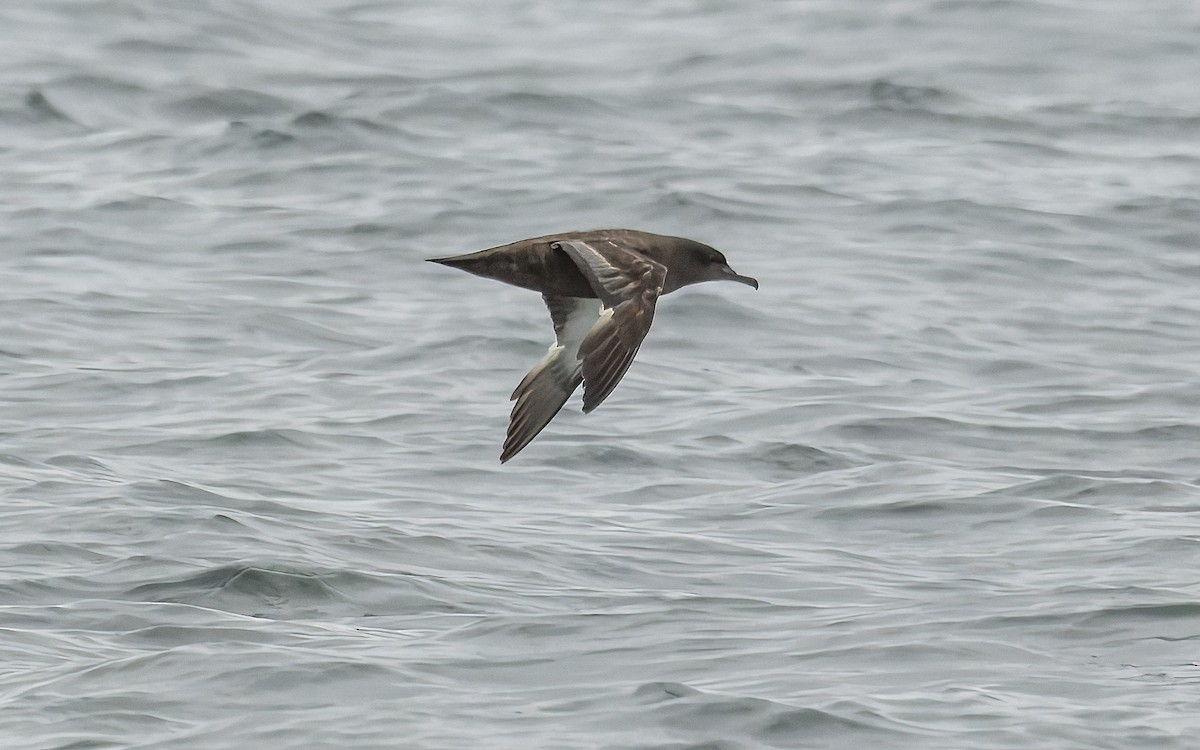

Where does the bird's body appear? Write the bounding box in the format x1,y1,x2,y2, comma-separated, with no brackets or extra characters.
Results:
428,229,757,462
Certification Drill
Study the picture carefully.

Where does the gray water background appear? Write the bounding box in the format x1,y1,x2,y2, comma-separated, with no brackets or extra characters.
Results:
3,1,1200,747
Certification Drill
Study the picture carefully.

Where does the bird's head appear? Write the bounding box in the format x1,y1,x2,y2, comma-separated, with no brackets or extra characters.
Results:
665,238,759,293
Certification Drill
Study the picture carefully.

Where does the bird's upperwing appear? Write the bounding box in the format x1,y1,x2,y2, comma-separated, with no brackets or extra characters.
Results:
553,239,667,413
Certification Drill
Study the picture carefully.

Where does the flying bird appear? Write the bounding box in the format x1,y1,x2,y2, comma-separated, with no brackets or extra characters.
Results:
428,229,757,462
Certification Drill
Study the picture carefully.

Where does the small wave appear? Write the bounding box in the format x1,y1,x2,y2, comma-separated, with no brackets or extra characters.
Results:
164,88,295,122
632,682,909,745
23,90,75,123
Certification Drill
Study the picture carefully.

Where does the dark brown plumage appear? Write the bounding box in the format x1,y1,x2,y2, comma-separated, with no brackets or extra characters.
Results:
428,229,757,462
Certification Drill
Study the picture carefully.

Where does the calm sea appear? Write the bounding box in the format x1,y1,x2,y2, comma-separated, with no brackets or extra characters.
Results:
2,1,1199,748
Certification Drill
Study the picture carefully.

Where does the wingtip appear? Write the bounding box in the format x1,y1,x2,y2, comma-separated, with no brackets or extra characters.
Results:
500,435,522,463
500,436,523,463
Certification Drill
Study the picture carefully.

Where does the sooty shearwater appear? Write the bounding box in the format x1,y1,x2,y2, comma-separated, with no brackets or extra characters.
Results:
428,229,758,462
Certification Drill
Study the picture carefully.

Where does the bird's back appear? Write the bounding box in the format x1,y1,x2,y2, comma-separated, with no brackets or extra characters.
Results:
429,229,687,298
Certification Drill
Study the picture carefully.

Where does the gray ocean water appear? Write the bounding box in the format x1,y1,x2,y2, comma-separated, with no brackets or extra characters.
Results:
3,1,1200,748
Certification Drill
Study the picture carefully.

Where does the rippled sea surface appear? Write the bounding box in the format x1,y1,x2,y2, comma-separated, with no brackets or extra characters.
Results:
4,1,1200,747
